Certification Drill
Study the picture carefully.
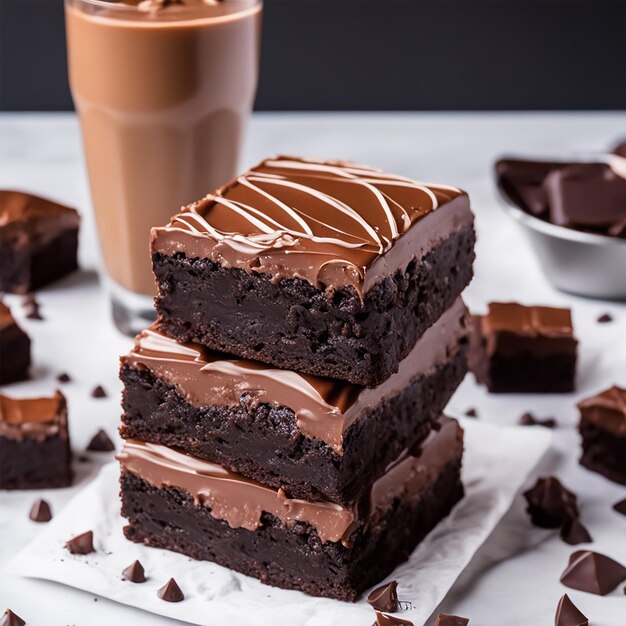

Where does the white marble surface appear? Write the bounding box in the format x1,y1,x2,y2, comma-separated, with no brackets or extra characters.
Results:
1,112,625,626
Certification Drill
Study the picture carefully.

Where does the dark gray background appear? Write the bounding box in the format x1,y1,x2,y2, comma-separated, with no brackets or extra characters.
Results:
1,0,625,111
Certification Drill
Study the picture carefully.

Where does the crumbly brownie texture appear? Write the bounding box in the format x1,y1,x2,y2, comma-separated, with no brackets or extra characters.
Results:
0,302,31,384
468,303,577,393
0,190,80,294
0,391,72,489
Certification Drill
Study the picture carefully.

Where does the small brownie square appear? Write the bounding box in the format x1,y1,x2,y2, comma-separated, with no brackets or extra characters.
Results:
578,386,625,485
468,302,577,393
0,391,72,489
0,190,80,294
0,302,31,384
151,156,475,386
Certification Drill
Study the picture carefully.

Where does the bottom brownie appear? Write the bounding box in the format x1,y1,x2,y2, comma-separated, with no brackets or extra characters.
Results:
579,422,625,485
0,302,31,384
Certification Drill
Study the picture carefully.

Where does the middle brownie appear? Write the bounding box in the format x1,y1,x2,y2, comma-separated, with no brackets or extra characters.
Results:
121,297,468,505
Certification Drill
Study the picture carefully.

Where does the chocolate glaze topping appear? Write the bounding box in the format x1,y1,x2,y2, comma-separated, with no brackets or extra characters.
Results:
151,156,472,295
123,298,468,452
0,391,67,442
117,416,463,544
577,385,626,437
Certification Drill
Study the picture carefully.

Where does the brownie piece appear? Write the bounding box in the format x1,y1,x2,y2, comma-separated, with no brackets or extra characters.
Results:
119,416,464,601
0,302,31,384
577,386,625,485
468,302,577,393
121,298,468,504
151,156,475,386
0,190,80,293
0,391,72,489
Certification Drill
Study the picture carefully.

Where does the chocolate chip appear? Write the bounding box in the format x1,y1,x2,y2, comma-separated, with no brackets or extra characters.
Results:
0,609,26,626
29,498,52,523
435,614,470,626
57,372,71,383
560,518,593,545
523,477,578,528
554,594,588,626
157,578,184,602
367,580,398,612
86,429,115,452
613,498,626,516
560,550,626,595
597,313,613,323
373,611,414,625
91,385,107,398
23,298,43,321
122,560,146,583
518,412,557,428
65,530,95,555
464,408,478,418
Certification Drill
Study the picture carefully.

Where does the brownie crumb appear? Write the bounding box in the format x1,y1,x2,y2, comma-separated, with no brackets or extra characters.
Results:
464,408,478,418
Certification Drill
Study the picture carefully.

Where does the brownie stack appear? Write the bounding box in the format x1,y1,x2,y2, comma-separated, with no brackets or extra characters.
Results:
117,156,476,601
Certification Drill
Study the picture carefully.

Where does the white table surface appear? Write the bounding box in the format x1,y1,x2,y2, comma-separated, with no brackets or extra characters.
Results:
0,112,625,626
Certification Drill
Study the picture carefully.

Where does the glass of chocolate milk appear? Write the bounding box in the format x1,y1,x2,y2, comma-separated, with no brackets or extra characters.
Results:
65,0,262,334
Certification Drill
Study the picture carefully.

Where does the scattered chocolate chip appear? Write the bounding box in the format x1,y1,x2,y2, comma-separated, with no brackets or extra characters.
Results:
560,518,593,545
91,385,107,398
554,594,588,626
57,372,71,383
373,611,413,626
367,580,398,612
560,550,626,595
23,297,43,320
157,578,184,602
122,560,146,583
613,498,626,516
65,530,95,555
86,429,115,452
523,477,578,528
29,498,52,523
597,313,613,323
435,614,470,626
464,408,478,418
518,412,557,428
0,609,26,626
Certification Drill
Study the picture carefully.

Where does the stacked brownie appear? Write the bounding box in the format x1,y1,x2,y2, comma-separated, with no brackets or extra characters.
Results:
118,156,476,600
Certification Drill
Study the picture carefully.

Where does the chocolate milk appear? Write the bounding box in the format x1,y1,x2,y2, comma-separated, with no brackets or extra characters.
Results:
65,0,262,295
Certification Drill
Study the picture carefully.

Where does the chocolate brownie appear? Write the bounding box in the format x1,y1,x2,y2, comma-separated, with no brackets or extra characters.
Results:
119,417,464,601
578,386,625,485
468,302,577,393
0,391,72,489
121,298,468,504
151,156,475,386
0,190,80,294
0,302,31,384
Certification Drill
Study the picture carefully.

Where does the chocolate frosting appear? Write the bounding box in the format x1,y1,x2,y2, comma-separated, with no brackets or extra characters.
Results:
577,385,626,437
118,417,462,544
123,297,468,453
151,156,472,295
0,391,67,442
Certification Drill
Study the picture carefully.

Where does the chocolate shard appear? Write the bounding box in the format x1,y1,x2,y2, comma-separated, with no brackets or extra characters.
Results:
435,614,470,626
65,530,95,555
91,385,107,398
157,578,184,602
560,518,592,545
57,372,71,383
523,477,578,528
367,580,399,612
122,560,146,583
519,412,557,428
464,408,478,418
373,611,414,626
28,498,52,523
560,550,626,595
0,609,26,626
597,313,613,323
555,594,588,626
86,429,115,452
613,498,626,516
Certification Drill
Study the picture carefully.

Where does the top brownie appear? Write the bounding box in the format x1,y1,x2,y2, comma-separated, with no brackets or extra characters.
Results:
151,156,475,386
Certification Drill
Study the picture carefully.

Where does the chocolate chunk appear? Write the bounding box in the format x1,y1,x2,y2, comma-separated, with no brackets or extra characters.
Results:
560,518,592,545
597,313,613,323
122,560,146,583
367,580,398,612
22,295,43,321
554,594,588,626
519,412,557,428
91,385,107,398
157,578,184,602
29,498,52,523
613,498,626,516
560,550,626,595
373,611,413,626
0,610,26,626
464,408,478,418
57,372,71,383
523,477,578,528
65,530,95,555
86,429,115,452
435,614,470,626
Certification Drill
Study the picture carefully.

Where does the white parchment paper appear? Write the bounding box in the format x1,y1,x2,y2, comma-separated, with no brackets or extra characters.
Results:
9,418,551,626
